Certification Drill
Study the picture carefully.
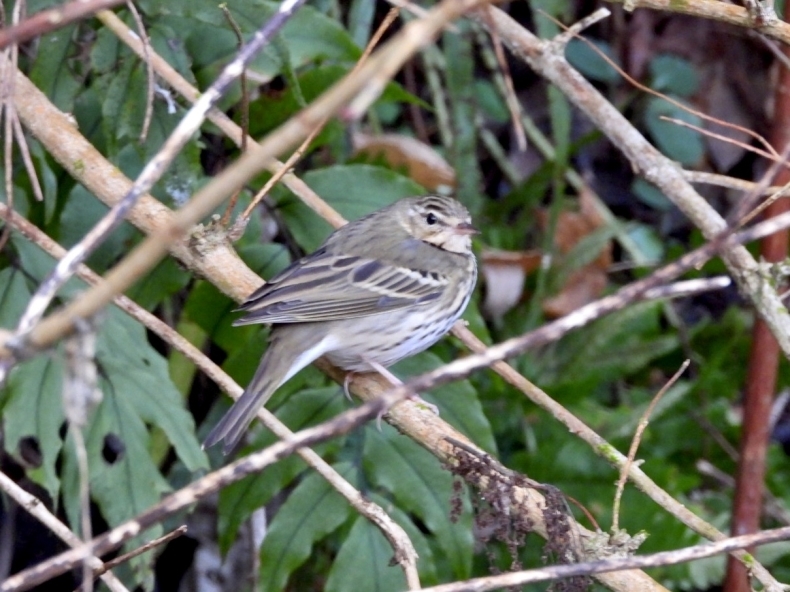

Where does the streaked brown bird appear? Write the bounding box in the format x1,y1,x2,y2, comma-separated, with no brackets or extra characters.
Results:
204,195,478,453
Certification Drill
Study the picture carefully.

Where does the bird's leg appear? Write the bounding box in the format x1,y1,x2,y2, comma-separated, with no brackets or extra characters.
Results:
365,359,440,419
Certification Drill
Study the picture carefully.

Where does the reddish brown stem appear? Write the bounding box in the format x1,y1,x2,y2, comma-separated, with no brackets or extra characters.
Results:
724,20,790,591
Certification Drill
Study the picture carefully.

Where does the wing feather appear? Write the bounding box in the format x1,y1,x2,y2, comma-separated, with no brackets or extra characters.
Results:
234,250,447,325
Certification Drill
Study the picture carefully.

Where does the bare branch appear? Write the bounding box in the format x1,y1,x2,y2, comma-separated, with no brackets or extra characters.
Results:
0,471,129,592
418,526,790,592
0,0,124,49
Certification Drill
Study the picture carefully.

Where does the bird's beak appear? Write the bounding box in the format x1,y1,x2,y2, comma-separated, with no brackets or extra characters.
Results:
454,221,479,235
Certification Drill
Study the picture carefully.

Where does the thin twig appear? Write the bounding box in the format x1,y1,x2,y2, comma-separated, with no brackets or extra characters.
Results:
0,471,129,592
479,7,525,150
612,360,690,531
124,0,153,142
77,526,187,587
219,4,249,227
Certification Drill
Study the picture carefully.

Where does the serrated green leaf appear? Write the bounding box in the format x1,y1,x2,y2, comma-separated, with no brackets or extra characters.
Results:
95,58,201,204
217,454,305,553
364,426,473,579
156,0,360,88
325,516,407,592
280,164,426,252
149,22,195,83
2,356,64,500
97,308,208,472
259,462,353,592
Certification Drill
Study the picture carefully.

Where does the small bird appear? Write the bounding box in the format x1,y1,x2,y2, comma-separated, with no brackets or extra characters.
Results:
204,195,478,453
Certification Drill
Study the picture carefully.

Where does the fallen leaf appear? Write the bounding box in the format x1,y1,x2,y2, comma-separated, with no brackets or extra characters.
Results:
480,248,541,319
352,133,456,192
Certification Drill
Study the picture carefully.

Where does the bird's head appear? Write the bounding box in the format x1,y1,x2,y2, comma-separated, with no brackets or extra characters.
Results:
398,195,477,254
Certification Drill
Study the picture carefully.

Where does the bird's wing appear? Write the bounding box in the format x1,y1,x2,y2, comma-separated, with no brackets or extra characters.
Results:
234,250,446,325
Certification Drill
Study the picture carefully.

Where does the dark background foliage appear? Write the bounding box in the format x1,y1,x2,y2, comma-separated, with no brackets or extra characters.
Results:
1,0,789,590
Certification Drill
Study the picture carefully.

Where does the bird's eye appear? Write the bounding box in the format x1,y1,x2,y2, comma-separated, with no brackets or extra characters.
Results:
426,213,438,225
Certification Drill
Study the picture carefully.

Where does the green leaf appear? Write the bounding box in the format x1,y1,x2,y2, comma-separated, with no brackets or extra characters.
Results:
89,27,121,75
237,243,292,280
155,0,360,85
10,234,85,299
27,141,60,224
364,426,474,579
59,185,139,272
94,58,202,204
348,0,376,48
96,308,208,472
474,80,510,124
325,516,407,592
626,223,665,262
2,356,65,500
29,25,82,111
566,38,621,84
126,258,191,311
149,22,196,83
644,96,704,166
280,164,426,252
259,463,353,592
183,280,238,341
632,178,673,211
537,301,680,390
650,54,699,97
249,65,424,138
0,268,31,329
216,387,347,552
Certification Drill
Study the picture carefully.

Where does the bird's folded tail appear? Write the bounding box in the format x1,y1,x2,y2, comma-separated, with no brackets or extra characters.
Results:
203,327,332,454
